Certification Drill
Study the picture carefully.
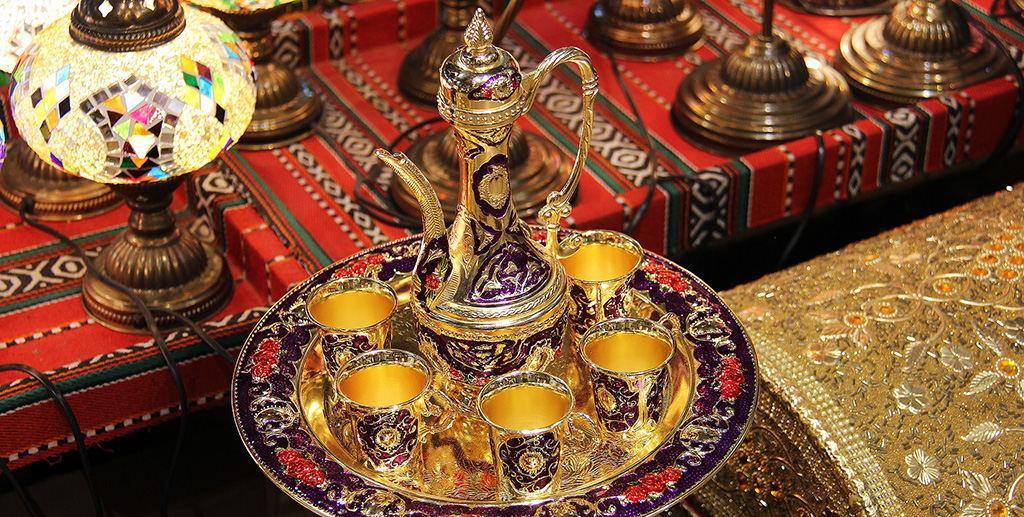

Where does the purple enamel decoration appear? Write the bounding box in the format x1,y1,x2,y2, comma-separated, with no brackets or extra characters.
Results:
231,229,759,517
355,408,418,472
497,431,560,494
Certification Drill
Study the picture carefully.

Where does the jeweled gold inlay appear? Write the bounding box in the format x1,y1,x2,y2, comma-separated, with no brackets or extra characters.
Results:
481,385,570,431
585,332,672,373
560,243,640,282
338,364,427,407
310,290,395,329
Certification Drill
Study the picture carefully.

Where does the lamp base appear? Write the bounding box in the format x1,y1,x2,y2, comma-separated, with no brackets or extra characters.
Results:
82,178,232,334
585,0,704,61
0,139,120,220
834,0,1007,107
672,36,852,155
397,0,476,106
391,126,572,223
235,60,322,150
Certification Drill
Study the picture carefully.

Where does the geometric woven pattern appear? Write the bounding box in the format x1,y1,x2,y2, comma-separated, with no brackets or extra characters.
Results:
181,56,226,123
29,64,71,143
79,75,184,181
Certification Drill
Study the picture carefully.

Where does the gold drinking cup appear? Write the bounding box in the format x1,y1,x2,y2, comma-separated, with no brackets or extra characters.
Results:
558,230,644,343
335,349,454,474
478,371,577,500
306,276,397,378
580,316,678,440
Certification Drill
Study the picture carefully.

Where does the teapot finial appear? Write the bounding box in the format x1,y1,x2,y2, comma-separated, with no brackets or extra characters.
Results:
464,9,492,52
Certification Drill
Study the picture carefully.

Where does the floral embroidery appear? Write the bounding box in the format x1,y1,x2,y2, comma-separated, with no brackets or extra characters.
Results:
893,382,929,414
804,339,842,365
905,449,940,485
959,470,1023,517
940,344,974,373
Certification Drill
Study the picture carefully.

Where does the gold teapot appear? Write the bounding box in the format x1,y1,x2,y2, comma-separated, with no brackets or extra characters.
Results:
376,9,598,411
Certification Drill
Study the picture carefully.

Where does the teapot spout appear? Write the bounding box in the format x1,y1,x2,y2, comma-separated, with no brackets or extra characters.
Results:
374,150,451,306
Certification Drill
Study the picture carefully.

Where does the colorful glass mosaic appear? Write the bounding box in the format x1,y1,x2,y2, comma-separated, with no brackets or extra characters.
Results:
30,64,71,143
11,42,39,104
79,75,184,181
181,56,226,123
194,19,255,82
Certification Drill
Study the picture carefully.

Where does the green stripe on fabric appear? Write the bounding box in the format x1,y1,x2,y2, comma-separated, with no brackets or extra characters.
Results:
0,289,77,315
228,151,333,267
0,228,123,265
0,330,249,414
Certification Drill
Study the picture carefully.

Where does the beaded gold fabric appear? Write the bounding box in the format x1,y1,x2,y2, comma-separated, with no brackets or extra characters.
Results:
693,186,1024,516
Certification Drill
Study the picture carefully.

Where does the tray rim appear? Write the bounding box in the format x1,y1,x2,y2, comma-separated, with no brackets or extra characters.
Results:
231,230,760,517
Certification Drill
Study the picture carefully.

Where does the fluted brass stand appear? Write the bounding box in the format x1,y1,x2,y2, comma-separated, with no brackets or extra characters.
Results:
585,0,704,61
0,138,120,220
201,5,321,150
835,0,1007,107
393,0,571,222
672,0,851,154
83,176,232,333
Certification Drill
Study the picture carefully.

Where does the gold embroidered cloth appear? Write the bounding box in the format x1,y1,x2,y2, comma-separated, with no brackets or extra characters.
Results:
692,186,1024,516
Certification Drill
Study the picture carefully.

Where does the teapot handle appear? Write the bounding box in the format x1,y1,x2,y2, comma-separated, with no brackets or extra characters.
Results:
524,47,598,256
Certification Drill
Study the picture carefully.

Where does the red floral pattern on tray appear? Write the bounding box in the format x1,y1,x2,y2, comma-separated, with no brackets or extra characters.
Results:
232,232,758,517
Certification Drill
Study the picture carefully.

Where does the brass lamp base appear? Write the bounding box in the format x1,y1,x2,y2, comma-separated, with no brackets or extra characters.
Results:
391,126,571,222
779,0,889,17
83,177,232,334
0,139,120,220
672,35,852,155
585,0,704,61
204,5,322,150
834,0,1007,107
397,0,476,107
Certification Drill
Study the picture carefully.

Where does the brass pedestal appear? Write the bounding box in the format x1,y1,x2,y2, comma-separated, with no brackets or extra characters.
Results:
672,35,852,155
203,5,321,150
834,0,1007,107
0,138,120,220
780,0,889,17
398,0,476,107
585,0,704,61
391,126,571,222
83,177,232,334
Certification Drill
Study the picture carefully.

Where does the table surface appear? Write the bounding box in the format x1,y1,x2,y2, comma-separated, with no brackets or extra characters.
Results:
2,0,1024,481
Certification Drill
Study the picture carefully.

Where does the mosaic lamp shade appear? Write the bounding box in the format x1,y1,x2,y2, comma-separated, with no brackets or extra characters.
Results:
183,0,321,150
0,0,122,220
7,0,256,332
9,5,256,184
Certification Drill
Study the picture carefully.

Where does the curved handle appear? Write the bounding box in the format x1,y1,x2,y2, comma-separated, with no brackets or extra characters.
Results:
419,388,455,442
522,47,599,256
658,313,685,354
561,412,600,455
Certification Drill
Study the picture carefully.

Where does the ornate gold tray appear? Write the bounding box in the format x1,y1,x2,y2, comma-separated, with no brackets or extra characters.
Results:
232,232,759,516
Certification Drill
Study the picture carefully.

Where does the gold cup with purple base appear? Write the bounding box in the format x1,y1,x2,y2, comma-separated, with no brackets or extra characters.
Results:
306,277,397,379
580,316,678,442
558,230,644,344
334,349,454,475
478,371,577,500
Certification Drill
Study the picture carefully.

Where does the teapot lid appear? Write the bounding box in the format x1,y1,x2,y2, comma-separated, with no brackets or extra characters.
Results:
437,9,526,128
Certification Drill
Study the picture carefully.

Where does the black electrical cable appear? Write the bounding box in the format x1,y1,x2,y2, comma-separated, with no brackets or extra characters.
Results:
776,131,828,269
314,117,444,230
0,364,103,517
143,309,235,366
18,199,187,517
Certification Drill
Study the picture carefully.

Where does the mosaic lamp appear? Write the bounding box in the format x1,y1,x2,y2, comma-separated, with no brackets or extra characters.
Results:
10,0,257,332
0,0,121,220
185,0,321,149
